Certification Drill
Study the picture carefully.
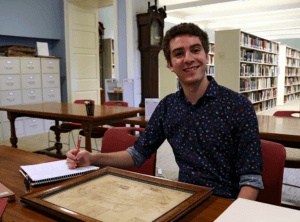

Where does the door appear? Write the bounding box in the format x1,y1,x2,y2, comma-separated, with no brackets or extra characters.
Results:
65,2,100,104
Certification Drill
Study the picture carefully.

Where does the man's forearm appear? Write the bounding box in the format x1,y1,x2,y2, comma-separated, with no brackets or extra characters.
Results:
90,150,136,168
237,186,260,200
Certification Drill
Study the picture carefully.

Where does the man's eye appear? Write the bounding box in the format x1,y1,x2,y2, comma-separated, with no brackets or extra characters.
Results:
193,48,200,53
175,52,183,57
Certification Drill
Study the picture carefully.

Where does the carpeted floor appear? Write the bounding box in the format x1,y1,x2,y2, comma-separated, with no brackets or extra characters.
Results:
1,99,300,208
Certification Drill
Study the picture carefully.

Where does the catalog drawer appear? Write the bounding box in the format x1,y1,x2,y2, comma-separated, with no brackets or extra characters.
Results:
42,74,60,88
0,75,21,90
41,59,59,74
24,118,44,136
0,90,22,106
22,89,42,104
21,74,42,89
43,88,61,102
0,58,20,74
20,58,41,74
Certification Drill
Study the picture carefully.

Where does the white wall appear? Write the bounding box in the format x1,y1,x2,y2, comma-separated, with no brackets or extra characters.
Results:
98,6,114,39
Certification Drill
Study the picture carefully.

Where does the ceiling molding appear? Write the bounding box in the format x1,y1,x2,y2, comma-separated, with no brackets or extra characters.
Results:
186,2,300,22
165,0,238,12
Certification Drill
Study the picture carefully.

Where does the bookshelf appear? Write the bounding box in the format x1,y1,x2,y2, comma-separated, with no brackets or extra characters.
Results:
206,42,215,77
277,45,300,105
103,38,115,80
215,29,279,112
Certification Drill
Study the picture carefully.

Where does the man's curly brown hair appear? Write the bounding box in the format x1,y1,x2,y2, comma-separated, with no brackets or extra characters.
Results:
162,23,209,66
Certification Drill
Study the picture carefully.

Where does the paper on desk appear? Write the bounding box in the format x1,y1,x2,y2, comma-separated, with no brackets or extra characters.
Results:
214,198,300,222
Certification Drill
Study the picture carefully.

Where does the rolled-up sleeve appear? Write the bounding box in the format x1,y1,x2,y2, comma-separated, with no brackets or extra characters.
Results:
239,174,264,190
126,146,147,168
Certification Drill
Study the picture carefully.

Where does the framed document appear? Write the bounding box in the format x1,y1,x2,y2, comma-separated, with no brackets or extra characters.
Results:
21,167,212,222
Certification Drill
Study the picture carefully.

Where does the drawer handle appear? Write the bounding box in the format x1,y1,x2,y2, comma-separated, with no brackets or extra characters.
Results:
47,80,55,83
47,66,54,69
30,124,38,128
7,97,15,101
5,66,13,70
6,82,13,86
26,66,34,69
28,81,35,84
29,96,36,99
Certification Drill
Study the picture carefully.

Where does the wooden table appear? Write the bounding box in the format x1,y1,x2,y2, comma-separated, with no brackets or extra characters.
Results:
0,145,233,222
257,115,300,148
0,102,145,157
122,115,148,127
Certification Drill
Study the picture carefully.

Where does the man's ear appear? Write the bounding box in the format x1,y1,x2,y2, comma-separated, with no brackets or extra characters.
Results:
206,53,209,64
167,60,174,72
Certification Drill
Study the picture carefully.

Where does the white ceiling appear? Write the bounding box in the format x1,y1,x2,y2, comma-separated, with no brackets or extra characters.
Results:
159,0,300,40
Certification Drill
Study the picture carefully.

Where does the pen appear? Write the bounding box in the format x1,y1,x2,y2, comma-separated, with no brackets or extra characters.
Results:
76,136,82,154
75,136,82,164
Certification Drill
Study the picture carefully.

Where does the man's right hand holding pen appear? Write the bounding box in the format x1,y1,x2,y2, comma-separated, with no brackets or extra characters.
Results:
66,136,92,169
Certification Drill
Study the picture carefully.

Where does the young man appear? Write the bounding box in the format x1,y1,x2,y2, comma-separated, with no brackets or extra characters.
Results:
66,23,264,200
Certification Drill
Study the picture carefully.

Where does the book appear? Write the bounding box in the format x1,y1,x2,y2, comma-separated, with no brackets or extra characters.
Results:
0,183,15,202
20,160,99,186
0,198,8,222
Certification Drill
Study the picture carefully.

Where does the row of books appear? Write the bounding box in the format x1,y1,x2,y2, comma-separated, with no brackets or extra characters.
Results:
242,88,277,103
209,44,215,54
284,93,300,102
240,64,278,77
206,66,215,76
240,33,279,53
285,67,300,76
252,99,276,112
240,50,278,65
240,78,276,92
208,55,214,65
286,48,300,59
285,85,300,95
285,77,300,86
286,58,300,67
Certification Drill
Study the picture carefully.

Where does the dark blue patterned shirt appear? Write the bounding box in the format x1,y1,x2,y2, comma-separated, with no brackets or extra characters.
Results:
128,77,264,199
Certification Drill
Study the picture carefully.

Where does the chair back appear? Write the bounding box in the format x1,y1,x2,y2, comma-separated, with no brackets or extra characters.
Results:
104,101,128,127
273,111,300,118
74,99,95,104
101,127,157,176
256,139,286,206
104,101,128,107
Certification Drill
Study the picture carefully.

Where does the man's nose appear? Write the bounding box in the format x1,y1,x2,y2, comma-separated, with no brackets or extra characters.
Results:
184,51,194,64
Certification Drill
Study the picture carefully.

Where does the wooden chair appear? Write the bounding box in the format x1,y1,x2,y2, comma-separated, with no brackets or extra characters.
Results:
101,127,157,176
256,139,286,206
48,100,94,151
78,101,128,150
273,111,300,118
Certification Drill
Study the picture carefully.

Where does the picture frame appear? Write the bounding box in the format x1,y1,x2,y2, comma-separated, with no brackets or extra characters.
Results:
21,167,212,222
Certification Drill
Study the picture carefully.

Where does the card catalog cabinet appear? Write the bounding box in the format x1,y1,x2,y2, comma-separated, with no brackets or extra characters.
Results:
0,57,61,140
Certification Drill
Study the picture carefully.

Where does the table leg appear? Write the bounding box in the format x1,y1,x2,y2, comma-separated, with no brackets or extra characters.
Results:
54,120,63,155
7,112,18,148
81,122,92,152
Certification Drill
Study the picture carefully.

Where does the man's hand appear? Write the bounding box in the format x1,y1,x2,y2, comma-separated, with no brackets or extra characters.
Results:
66,149,92,169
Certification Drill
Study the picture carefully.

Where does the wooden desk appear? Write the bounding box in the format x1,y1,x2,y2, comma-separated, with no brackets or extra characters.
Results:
122,115,148,127
257,115,300,148
0,145,233,221
0,102,145,157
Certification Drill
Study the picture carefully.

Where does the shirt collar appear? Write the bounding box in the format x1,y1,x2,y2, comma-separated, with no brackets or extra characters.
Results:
177,76,220,105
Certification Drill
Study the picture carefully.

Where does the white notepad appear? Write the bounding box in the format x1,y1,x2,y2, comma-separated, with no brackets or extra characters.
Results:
215,198,300,222
20,160,99,186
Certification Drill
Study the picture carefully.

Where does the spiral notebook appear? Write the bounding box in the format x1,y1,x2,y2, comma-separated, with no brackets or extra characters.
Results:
20,160,99,186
